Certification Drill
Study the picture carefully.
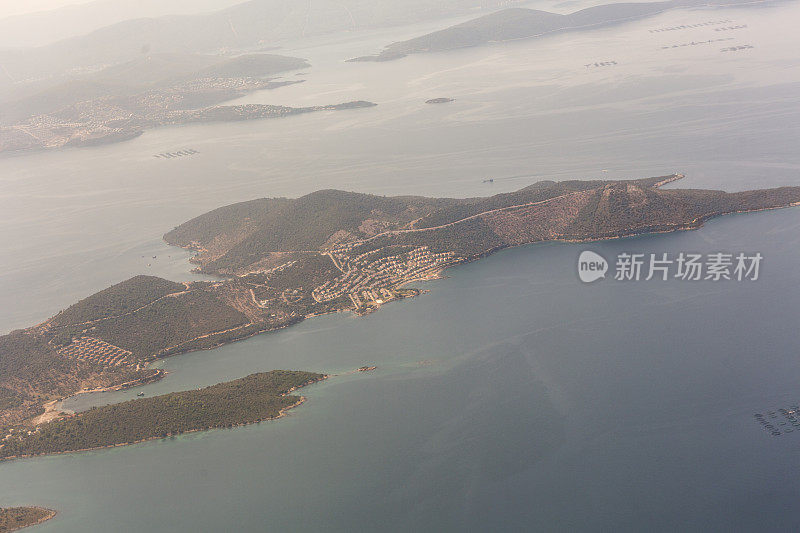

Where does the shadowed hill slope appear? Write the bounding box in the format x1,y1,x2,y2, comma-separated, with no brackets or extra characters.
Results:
3,175,799,439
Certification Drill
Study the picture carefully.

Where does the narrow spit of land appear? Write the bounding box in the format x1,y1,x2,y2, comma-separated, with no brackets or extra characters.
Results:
0,371,324,461
0,507,56,532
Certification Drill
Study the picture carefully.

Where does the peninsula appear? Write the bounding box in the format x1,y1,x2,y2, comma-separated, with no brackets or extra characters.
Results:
349,2,674,61
0,507,56,532
2,174,799,438
0,52,375,154
348,0,760,62
0,371,324,460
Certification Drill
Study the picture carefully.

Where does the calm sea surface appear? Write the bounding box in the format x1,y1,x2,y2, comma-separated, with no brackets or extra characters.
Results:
1,2,800,531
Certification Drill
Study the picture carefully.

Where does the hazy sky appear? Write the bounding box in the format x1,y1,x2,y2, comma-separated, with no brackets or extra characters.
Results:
0,0,95,18
0,0,252,47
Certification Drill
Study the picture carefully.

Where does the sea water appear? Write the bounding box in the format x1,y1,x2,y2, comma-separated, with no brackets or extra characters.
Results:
1,2,800,530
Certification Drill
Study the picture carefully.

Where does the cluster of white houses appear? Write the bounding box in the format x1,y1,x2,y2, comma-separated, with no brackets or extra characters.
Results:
313,246,458,307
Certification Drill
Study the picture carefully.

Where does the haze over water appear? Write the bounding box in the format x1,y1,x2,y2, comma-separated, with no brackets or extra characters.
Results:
2,2,800,530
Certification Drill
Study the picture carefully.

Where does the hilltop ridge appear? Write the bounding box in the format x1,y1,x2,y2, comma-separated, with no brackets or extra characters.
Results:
349,0,772,62
3,174,799,441
0,0,528,82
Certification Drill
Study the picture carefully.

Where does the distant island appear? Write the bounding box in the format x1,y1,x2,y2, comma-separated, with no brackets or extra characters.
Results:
2,174,800,440
0,0,525,82
0,507,56,532
0,52,376,154
347,0,760,62
0,371,323,460
426,98,455,104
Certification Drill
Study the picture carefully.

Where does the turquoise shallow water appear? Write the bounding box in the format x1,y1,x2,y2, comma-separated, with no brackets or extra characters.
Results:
1,2,800,530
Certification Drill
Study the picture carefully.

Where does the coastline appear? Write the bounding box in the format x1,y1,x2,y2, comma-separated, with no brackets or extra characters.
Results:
1,375,328,463
71,369,167,397
552,200,800,245
0,96,374,158
135,185,800,368
0,507,57,532
12,174,800,434
48,369,168,418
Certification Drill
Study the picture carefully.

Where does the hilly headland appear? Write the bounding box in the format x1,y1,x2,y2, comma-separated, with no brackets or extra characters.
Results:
0,371,324,461
349,0,765,62
0,507,56,532
1,174,799,443
0,52,375,154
